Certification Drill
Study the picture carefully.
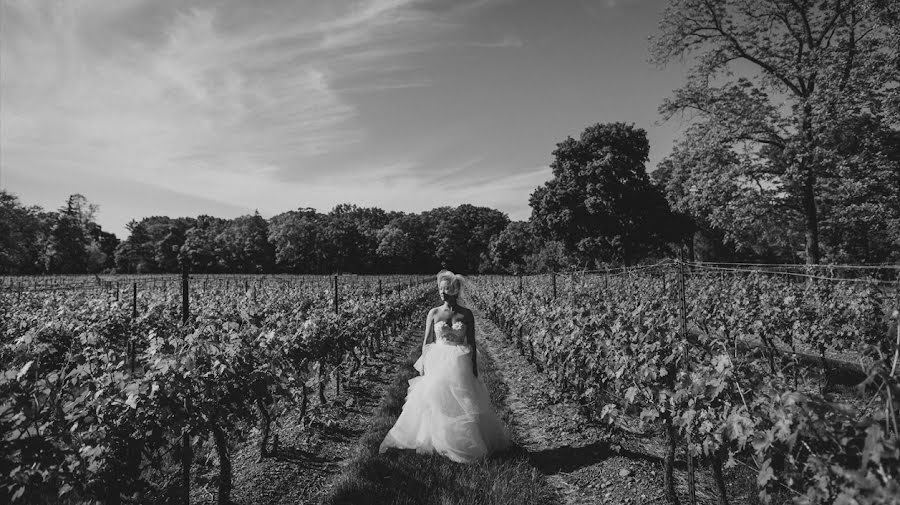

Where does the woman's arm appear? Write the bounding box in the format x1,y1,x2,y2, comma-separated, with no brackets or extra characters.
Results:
423,309,435,354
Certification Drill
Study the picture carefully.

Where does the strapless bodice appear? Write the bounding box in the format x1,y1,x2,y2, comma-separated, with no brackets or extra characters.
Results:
434,320,467,346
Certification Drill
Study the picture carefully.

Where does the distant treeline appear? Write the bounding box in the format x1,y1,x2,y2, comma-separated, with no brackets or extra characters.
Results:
115,204,516,274
0,192,542,274
3,120,898,275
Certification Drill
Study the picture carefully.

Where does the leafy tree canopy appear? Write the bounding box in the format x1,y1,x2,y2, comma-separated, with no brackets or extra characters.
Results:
529,122,676,266
652,0,900,263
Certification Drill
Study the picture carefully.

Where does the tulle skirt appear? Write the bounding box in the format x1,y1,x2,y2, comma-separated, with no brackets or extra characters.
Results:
378,341,511,463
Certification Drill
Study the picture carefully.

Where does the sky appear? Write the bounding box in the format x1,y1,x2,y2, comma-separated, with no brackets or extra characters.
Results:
0,0,690,238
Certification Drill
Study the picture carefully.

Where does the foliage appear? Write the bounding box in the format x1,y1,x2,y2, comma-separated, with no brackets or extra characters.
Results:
469,269,899,504
429,204,509,273
0,191,118,275
0,191,48,274
486,221,539,274
652,0,900,264
101,204,507,275
529,122,680,266
0,275,433,504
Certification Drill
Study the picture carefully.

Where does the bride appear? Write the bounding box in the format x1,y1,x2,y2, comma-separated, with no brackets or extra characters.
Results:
378,270,511,463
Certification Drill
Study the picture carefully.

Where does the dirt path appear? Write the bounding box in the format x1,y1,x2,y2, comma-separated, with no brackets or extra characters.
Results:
467,299,757,505
191,324,423,505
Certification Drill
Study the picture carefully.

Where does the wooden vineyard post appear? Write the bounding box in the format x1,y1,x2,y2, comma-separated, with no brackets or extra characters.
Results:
552,271,557,299
130,282,137,373
181,398,193,505
333,275,341,398
181,264,190,325
678,252,697,505
518,273,523,293
116,281,120,301
378,278,383,299
333,274,339,314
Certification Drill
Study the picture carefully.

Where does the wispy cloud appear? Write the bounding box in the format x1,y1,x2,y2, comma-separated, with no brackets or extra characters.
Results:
1,0,681,236
578,0,643,18
423,165,550,221
468,165,552,193
0,0,475,218
467,34,524,49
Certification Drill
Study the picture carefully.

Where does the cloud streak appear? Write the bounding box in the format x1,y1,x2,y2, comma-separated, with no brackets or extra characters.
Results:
466,34,524,49
0,0,464,218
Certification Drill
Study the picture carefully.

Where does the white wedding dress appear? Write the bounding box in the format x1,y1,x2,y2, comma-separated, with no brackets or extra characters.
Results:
378,319,511,463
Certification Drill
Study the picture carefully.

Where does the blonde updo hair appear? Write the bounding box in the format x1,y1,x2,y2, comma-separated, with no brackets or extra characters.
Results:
436,269,462,296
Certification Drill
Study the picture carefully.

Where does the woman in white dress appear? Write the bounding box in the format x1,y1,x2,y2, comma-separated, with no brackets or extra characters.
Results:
378,270,511,463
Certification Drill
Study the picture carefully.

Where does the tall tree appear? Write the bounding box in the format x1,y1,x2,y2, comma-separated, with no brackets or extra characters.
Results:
652,0,899,263
45,214,89,273
45,194,114,273
217,212,275,273
329,204,390,272
179,216,229,273
269,208,327,273
487,221,539,273
115,220,155,273
653,141,805,261
428,205,509,273
153,218,195,272
84,223,119,273
0,191,47,274
529,122,673,266
323,206,366,273
376,224,413,273
61,194,98,228
388,212,440,273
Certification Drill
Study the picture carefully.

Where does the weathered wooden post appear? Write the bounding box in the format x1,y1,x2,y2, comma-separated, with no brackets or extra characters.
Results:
181,264,189,325
181,397,193,505
678,251,696,505
333,274,339,313
131,282,137,373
